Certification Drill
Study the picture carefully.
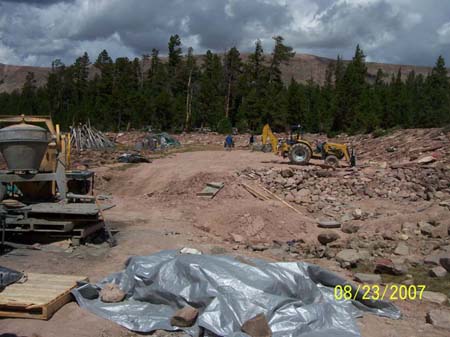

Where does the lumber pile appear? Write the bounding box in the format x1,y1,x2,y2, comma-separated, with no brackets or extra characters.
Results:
70,124,115,151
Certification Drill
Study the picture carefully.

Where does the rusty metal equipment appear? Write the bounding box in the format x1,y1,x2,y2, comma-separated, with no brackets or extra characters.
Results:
0,115,108,245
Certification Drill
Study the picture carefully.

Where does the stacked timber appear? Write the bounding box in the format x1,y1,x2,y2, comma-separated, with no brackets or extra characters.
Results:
70,124,114,151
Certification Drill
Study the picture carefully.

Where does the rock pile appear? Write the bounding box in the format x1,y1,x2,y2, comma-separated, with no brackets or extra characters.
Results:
242,165,450,206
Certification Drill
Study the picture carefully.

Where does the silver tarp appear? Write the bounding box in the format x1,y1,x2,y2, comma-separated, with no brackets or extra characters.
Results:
72,250,400,336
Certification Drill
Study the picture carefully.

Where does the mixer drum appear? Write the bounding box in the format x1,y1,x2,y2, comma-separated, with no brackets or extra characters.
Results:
0,123,50,171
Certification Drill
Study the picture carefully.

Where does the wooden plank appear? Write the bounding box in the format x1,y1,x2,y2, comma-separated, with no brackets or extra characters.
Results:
0,273,87,320
197,182,224,199
31,203,99,216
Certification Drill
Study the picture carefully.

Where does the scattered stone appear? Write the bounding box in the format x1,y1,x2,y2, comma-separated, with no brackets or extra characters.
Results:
241,313,272,337
251,244,269,252
426,309,450,330
354,273,382,284
439,200,450,209
429,266,447,278
180,247,202,255
382,231,396,241
318,233,340,245
341,223,360,234
352,209,363,220
280,169,294,178
422,291,448,305
374,258,407,275
296,189,311,199
417,156,436,164
424,255,442,266
440,256,450,271
100,283,126,303
170,306,199,327
336,249,366,268
230,233,245,243
102,174,112,182
394,242,409,256
318,220,341,229
398,234,409,241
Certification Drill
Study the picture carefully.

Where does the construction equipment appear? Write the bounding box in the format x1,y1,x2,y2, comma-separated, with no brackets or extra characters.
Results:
262,124,355,167
0,115,107,245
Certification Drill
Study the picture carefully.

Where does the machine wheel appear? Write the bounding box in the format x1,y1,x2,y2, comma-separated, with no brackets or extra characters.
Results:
325,155,339,167
289,143,312,165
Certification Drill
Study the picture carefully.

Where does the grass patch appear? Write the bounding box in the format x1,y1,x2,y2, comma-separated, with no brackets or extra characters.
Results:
354,262,450,300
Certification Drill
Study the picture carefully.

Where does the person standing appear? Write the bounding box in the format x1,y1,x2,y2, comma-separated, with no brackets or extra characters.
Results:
224,135,234,151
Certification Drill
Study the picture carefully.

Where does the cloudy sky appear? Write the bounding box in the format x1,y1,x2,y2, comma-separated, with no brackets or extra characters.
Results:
0,0,449,67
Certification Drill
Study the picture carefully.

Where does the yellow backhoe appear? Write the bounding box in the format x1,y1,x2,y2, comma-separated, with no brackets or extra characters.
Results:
262,124,355,167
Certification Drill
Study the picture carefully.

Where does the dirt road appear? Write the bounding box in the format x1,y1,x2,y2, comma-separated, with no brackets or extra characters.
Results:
0,150,448,337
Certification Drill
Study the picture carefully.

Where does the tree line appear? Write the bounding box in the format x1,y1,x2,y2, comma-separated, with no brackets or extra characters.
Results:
0,35,449,134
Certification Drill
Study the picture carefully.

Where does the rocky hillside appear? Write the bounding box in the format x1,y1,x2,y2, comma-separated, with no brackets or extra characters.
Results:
0,54,435,93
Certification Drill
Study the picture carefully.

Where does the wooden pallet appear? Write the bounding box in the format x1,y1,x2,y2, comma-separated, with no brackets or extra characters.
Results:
0,273,88,320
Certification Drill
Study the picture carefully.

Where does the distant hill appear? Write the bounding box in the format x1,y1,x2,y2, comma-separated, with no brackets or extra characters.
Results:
0,54,435,94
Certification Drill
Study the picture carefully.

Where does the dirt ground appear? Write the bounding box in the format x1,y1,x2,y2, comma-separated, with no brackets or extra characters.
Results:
1,147,449,337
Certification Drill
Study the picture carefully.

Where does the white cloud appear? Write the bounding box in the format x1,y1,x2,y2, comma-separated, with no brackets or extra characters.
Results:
0,0,448,66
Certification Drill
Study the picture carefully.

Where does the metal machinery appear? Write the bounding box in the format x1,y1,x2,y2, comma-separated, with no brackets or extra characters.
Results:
0,115,106,246
262,124,356,167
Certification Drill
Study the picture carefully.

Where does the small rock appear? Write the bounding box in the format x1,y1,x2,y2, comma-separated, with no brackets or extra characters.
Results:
394,242,409,256
426,309,450,330
398,234,409,241
341,223,360,234
424,255,442,266
102,174,112,182
374,258,407,275
318,233,340,245
296,189,311,199
280,169,294,178
251,244,268,252
429,266,447,278
318,220,341,229
230,233,245,243
440,256,450,271
100,283,126,303
422,291,448,305
439,199,450,209
417,156,436,164
241,313,272,337
170,306,199,327
352,208,363,220
354,273,382,284
336,249,365,268
180,247,202,255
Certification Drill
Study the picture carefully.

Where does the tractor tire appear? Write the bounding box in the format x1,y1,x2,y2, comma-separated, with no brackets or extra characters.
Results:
325,155,339,167
288,143,312,165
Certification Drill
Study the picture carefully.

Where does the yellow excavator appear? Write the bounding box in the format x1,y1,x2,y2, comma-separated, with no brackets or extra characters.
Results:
262,124,355,167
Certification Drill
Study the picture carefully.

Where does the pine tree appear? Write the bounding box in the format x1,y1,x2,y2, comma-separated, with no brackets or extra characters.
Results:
424,55,450,126
224,47,242,122
269,36,295,83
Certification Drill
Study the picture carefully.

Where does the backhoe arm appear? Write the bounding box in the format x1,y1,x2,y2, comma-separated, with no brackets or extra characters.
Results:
262,124,279,153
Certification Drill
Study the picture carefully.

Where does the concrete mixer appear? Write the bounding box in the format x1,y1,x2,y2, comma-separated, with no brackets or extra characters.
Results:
0,115,107,245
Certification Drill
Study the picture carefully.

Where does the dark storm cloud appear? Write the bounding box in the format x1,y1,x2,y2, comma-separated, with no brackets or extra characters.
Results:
1,0,73,4
0,0,449,67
